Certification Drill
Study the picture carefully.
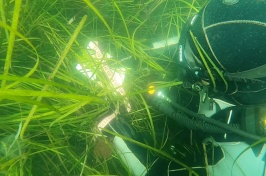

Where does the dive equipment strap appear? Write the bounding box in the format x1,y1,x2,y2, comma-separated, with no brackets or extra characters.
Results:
224,64,266,80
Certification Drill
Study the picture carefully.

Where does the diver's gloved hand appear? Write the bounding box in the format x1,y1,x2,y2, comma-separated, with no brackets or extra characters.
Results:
96,112,148,176
97,112,192,176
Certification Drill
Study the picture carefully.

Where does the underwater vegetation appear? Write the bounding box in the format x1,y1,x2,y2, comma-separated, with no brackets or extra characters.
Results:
0,0,208,175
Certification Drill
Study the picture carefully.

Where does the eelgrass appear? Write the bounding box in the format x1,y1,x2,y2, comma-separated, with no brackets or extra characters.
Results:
0,0,208,175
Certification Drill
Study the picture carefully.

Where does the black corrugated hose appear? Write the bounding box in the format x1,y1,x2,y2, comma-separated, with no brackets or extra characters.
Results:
153,97,263,141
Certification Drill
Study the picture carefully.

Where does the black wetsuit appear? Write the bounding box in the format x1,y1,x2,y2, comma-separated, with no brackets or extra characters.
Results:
178,0,266,106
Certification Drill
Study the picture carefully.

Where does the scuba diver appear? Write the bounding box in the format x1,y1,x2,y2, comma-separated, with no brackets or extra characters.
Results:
94,0,266,175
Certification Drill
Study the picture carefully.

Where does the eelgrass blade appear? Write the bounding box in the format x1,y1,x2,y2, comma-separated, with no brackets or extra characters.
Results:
1,0,22,88
20,15,88,139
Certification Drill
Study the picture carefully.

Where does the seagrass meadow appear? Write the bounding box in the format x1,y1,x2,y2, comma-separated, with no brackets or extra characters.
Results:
0,0,208,175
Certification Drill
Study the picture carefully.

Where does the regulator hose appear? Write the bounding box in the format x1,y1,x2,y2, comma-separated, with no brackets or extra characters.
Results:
153,97,263,141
